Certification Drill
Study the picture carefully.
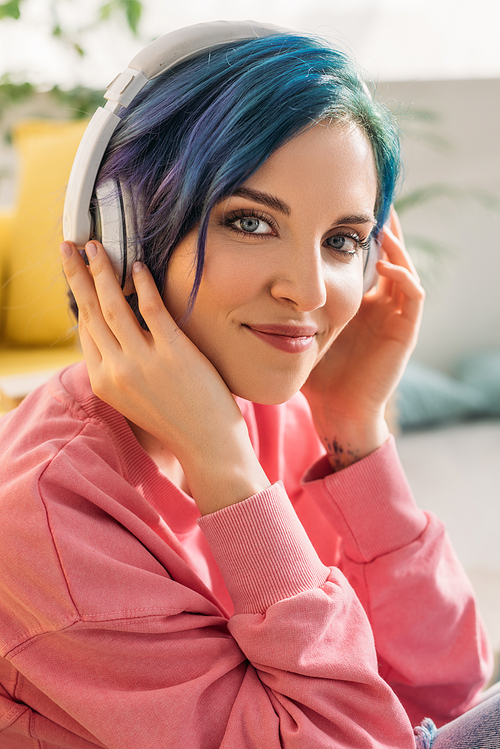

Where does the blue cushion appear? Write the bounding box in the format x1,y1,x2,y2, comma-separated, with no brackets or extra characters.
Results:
397,360,488,430
454,350,500,415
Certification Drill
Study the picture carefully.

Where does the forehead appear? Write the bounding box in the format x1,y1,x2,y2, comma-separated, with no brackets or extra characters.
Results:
242,122,378,221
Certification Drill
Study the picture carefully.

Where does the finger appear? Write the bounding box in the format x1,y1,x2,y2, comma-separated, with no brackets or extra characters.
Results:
374,273,396,302
83,241,149,349
131,261,180,340
61,241,121,355
78,317,103,369
380,224,420,281
377,259,425,320
371,243,396,300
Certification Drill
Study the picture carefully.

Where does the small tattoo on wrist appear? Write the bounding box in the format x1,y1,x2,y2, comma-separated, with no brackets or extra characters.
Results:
323,437,361,471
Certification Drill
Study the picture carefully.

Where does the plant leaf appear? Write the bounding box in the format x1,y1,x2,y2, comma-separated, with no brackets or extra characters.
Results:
99,1,114,21
49,84,106,118
98,0,142,34
0,0,22,20
395,184,466,214
123,0,142,35
395,183,500,216
403,234,452,258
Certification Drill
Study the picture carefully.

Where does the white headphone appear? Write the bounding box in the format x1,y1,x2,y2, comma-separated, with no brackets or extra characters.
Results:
63,20,380,293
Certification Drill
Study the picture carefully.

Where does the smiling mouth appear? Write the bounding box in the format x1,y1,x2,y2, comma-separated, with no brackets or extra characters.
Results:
243,324,317,354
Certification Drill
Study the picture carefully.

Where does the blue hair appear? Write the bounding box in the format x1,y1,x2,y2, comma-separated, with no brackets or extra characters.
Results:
96,32,401,322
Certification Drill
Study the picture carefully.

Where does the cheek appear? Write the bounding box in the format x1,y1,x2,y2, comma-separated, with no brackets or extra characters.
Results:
163,274,190,323
317,263,364,359
326,261,364,321
200,261,250,307
189,248,263,319
164,245,260,363
162,238,194,321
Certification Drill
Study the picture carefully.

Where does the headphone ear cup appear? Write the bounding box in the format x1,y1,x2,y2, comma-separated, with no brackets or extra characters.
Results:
93,179,139,288
362,236,381,294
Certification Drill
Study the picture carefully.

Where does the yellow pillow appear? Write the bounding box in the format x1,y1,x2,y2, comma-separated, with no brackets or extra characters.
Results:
3,119,89,346
0,208,14,334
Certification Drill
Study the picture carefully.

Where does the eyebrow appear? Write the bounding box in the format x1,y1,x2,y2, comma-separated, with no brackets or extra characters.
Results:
335,213,377,227
231,187,291,216
230,187,376,227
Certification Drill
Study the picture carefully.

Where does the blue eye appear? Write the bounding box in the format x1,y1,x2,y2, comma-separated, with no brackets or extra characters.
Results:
234,217,272,234
326,235,358,254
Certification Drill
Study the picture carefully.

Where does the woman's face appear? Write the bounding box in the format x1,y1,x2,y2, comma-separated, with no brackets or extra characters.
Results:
163,121,378,405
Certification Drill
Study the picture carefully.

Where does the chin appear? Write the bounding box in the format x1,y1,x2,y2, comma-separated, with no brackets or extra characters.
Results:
226,370,308,406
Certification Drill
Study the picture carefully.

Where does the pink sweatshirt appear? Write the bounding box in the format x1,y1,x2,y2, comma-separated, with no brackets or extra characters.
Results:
0,363,491,748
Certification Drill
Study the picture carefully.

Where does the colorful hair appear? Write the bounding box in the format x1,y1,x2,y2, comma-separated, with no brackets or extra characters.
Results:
95,32,401,322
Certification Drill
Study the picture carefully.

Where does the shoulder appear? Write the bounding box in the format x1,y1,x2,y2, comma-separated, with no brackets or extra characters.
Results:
0,365,205,654
0,362,136,485
0,363,136,592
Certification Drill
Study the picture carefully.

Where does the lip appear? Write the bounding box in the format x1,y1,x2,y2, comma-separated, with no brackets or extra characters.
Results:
244,323,317,354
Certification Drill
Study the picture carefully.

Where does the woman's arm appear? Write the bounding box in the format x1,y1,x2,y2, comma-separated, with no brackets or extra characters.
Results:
299,210,491,724
61,239,270,515
301,437,493,728
0,389,417,748
301,208,424,470
1,385,487,746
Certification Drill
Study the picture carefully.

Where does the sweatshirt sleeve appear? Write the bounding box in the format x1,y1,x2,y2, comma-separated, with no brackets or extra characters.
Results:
0,461,418,749
302,436,493,728
197,482,418,748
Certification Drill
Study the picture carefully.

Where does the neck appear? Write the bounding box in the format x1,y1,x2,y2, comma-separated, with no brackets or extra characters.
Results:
126,420,191,495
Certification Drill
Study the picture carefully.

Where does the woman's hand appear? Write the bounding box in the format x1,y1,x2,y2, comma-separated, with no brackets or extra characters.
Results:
61,240,269,513
301,208,425,470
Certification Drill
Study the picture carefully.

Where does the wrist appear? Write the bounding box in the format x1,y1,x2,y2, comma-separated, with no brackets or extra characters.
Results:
178,425,271,515
315,412,390,473
186,461,271,516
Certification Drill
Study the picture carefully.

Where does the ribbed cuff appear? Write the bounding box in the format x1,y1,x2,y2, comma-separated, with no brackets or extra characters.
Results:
198,482,330,614
303,436,428,563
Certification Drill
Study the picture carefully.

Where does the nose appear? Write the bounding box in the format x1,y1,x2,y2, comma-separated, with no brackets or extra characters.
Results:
270,242,328,311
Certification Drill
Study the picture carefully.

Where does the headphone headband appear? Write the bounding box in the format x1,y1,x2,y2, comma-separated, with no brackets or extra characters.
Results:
104,20,286,114
128,20,285,82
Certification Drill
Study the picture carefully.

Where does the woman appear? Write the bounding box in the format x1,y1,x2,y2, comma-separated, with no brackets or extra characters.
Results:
0,23,493,748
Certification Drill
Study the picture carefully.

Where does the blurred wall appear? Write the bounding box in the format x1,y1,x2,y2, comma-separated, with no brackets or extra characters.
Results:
380,78,500,373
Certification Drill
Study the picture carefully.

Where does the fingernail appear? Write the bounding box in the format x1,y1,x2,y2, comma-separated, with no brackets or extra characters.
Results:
86,241,98,259
60,242,72,258
133,261,144,273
